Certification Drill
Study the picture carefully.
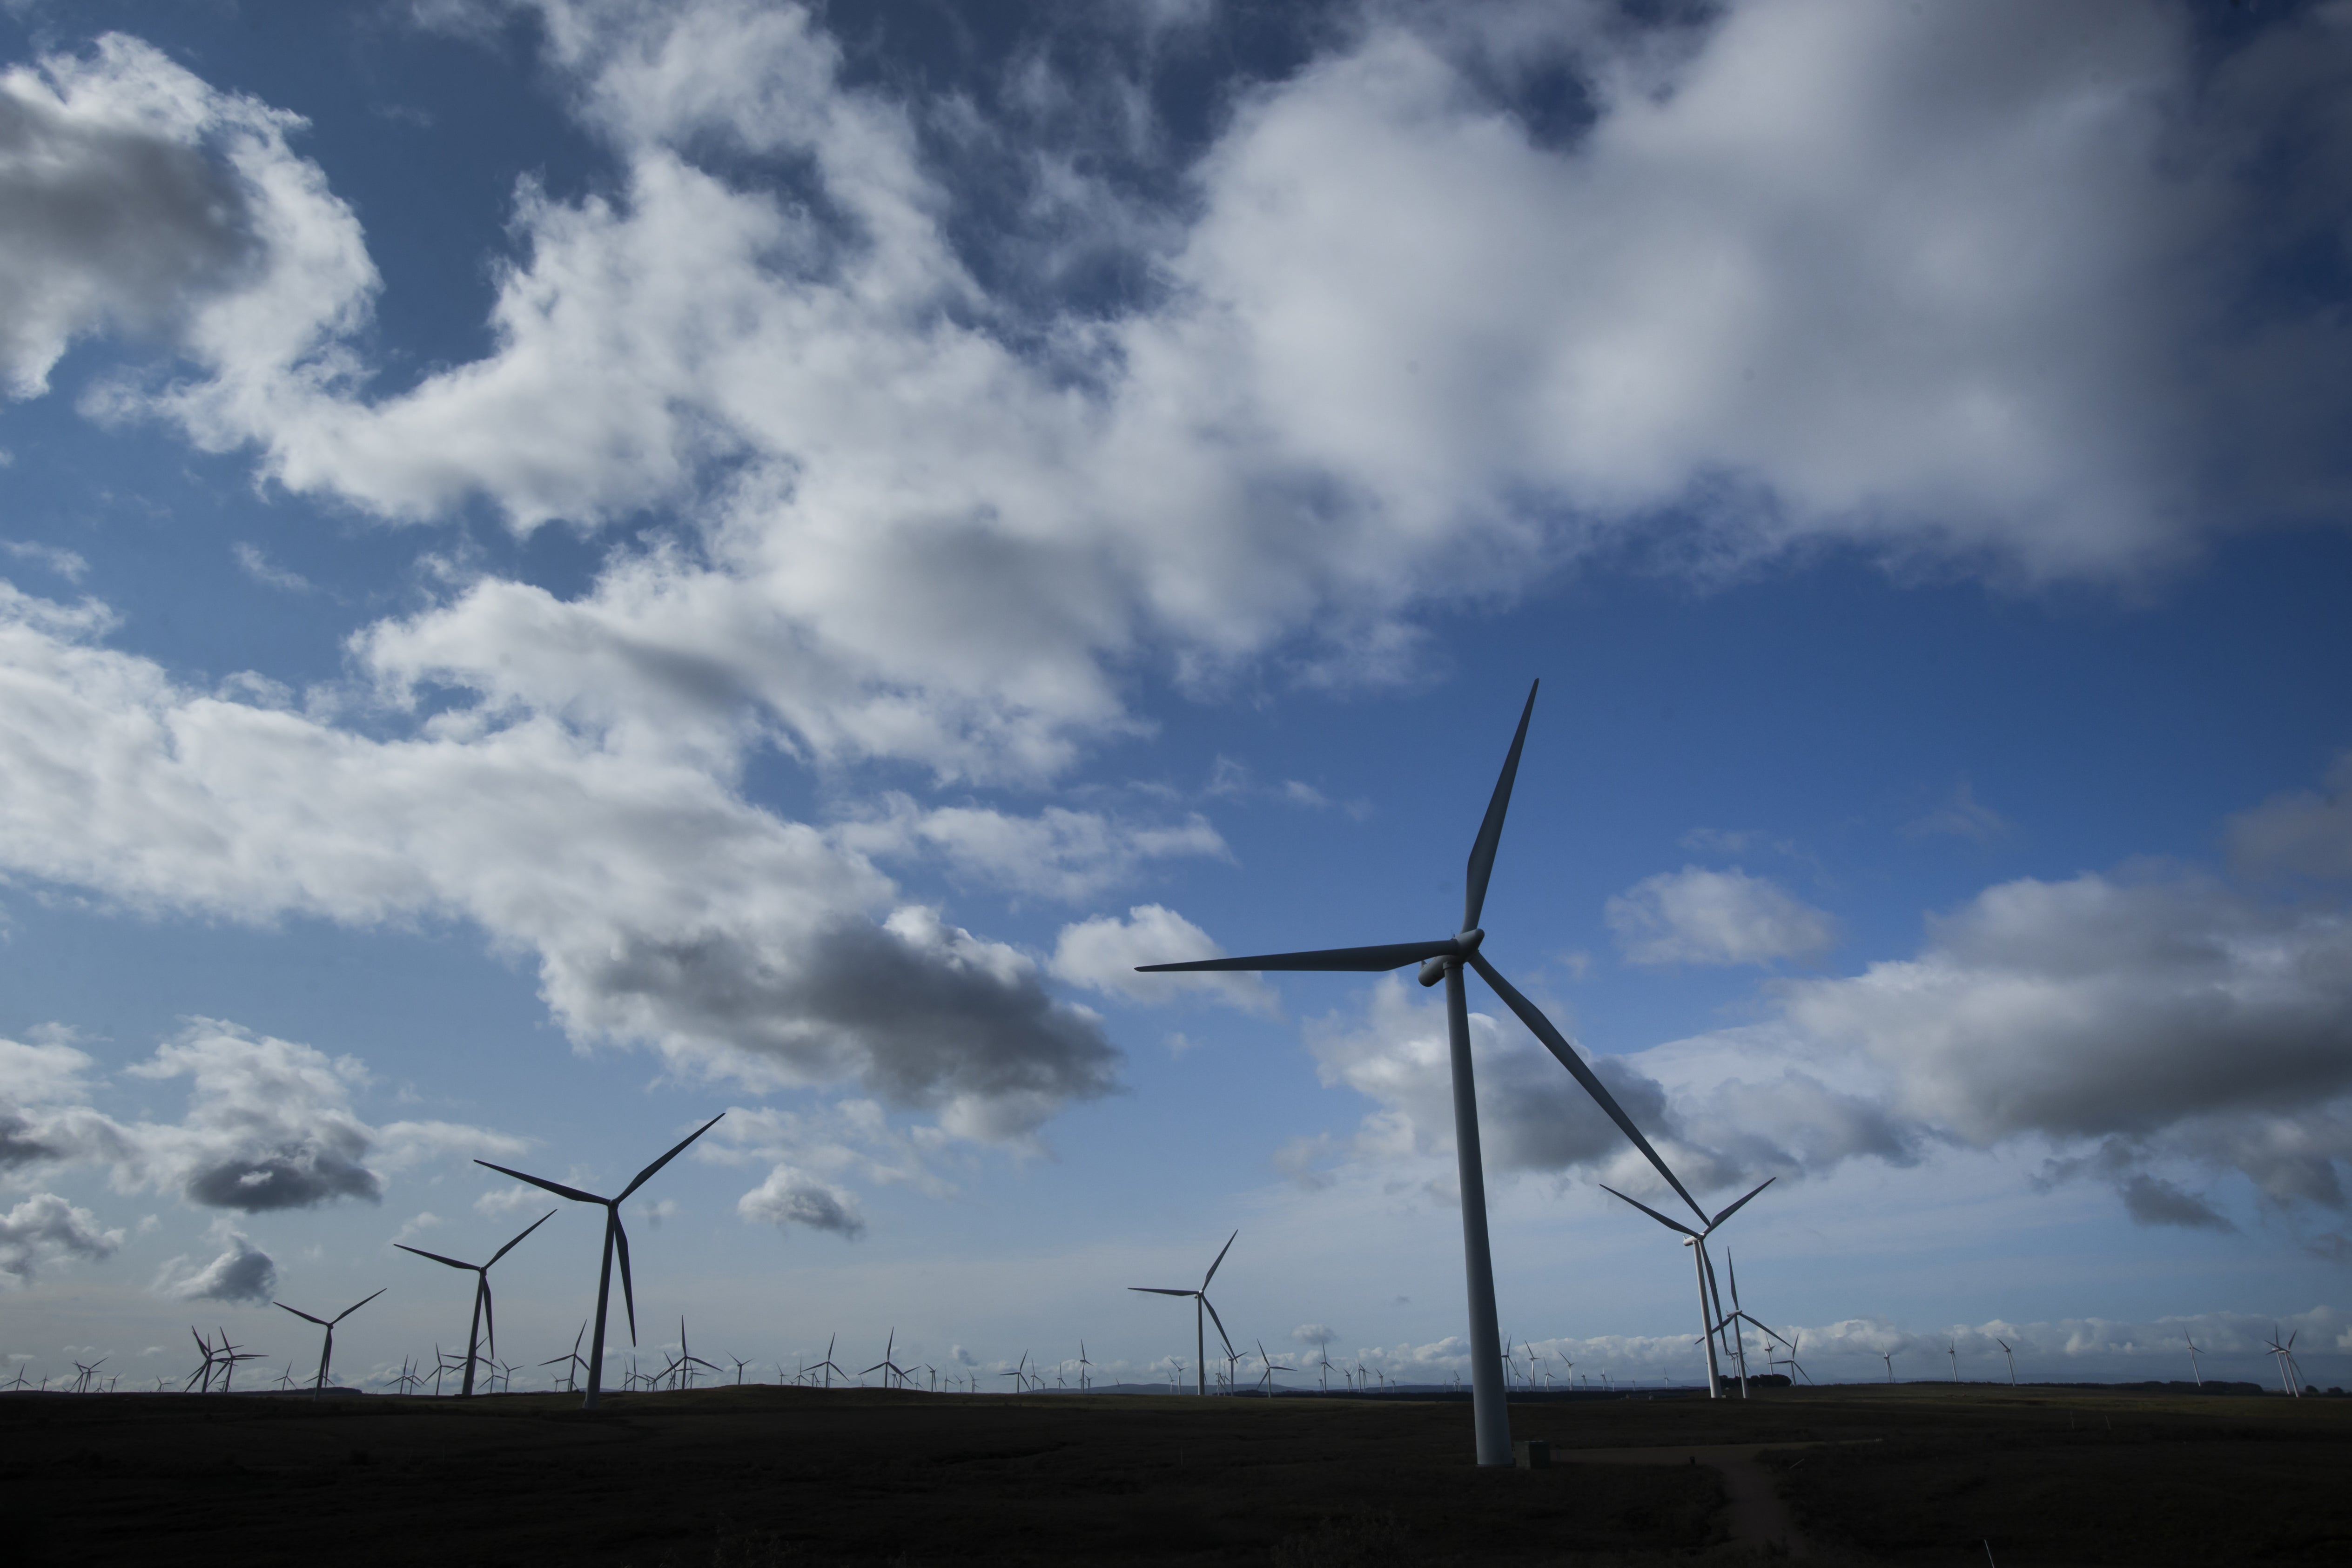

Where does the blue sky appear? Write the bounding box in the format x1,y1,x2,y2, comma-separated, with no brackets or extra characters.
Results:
3,0,2350,1396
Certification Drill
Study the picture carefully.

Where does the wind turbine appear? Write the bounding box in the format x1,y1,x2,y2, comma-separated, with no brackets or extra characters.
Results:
1139,682,1709,1464
2183,1329,2202,1387
809,1333,846,1389
396,1210,555,1397
672,1318,720,1390
186,1328,219,1394
1129,1231,1239,1397
2265,1326,2303,1398
1600,1177,1773,1399
475,1112,724,1409
1882,1350,1895,1385
542,1323,590,1393
1256,1339,1293,1396
863,1329,911,1390
1001,1351,1031,1394
1996,1338,2017,1386
1949,1343,1960,1383
1077,1341,1092,1392
274,1289,386,1398
729,1354,752,1386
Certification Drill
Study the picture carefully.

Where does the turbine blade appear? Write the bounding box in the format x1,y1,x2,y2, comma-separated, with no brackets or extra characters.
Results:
1472,953,1709,1224
394,1245,479,1272
275,1303,329,1327
1707,1177,1776,1233
1137,937,1459,975
480,1278,496,1362
1597,1183,1700,1238
613,1215,638,1344
1464,679,1539,931
1129,1287,1194,1296
1727,1249,1742,1309
488,1209,558,1266
1200,1295,1236,1360
476,1161,606,1206
335,1288,387,1323
1202,1229,1238,1288
619,1112,727,1201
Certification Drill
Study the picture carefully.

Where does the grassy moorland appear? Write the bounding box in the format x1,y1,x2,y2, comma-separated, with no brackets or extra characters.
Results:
4,1382,2344,1566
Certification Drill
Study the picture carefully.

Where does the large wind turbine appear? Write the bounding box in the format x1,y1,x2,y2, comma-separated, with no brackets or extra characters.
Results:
1129,1231,1238,1397
274,1288,385,1397
476,1112,724,1409
1600,1177,1774,1400
395,1210,555,1397
1138,682,1707,1464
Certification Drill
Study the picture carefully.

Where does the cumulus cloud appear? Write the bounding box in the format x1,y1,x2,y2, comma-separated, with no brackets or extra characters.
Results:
736,1163,866,1238
2229,752,2352,881
0,36,281,397
126,1023,384,1211
0,584,1117,1142
7,0,2352,1175
0,1019,518,1213
1048,903,1279,1013
1776,869,2352,1212
153,1229,276,1304
1607,865,1838,967
0,1192,123,1286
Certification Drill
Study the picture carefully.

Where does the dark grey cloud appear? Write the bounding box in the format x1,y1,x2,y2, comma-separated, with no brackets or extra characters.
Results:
182,1141,383,1211
0,40,259,396
154,1232,277,1304
2120,1173,2235,1232
0,1109,60,1171
582,908,1120,1141
0,1191,123,1286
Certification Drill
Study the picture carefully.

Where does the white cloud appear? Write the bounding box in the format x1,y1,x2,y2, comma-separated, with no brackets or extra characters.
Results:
834,794,1227,902
1606,865,1838,966
0,1191,123,1286
736,1162,866,1238
1,540,88,582
1048,903,1279,1013
231,542,311,594
0,584,1117,1141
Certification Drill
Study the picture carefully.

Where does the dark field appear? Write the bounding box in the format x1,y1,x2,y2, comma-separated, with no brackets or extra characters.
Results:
5,1383,2347,1566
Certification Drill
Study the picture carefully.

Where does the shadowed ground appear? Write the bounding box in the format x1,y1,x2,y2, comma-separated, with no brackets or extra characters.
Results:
3,1383,2345,1565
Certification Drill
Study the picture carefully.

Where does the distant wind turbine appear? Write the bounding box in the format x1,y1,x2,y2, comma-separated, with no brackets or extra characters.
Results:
274,1288,386,1398
1882,1350,1895,1384
2183,1329,2202,1387
1256,1339,1292,1396
475,1111,724,1409
862,1329,911,1390
1139,683,1709,1464
1129,1231,1239,1397
1996,1338,2017,1386
1949,1343,1959,1383
2264,1326,2303,1398
1600,1176,1774,1399
396,1210,555,1397
809,1333,846,1389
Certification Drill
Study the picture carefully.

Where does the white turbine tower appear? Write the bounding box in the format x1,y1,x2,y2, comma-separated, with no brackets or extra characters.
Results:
1599,1177,1774,1400
2183,1328,2203,1387
1996,1338,2017,1386
2264,1326,2303,1398
1139,682,1710,1463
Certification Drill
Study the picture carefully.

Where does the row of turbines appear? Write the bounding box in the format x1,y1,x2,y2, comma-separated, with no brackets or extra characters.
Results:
10,685,2323,1426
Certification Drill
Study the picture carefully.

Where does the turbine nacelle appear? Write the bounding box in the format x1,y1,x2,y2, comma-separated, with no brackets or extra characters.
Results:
1416,929,1485,987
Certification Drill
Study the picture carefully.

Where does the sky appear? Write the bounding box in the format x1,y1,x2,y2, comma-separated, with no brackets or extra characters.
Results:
2,0,2351,1398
